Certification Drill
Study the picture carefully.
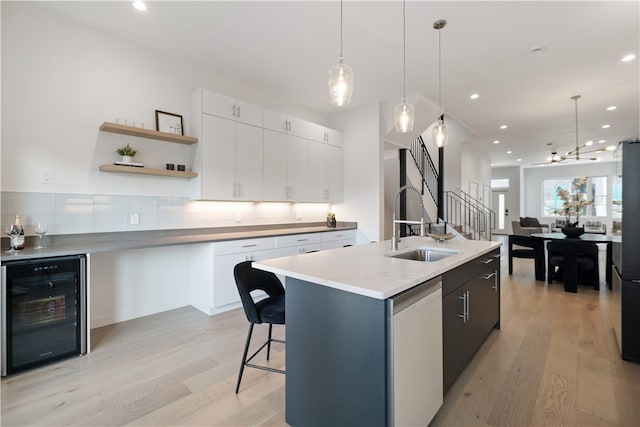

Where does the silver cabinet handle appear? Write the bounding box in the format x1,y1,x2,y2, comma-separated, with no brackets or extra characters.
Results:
297,238,308,242
492,269,498,291
466,291,470,321
458,293,467,323
242,244,257,248
483,272,496,280
482,258,494,264
237,105,240,118
232,105,237,118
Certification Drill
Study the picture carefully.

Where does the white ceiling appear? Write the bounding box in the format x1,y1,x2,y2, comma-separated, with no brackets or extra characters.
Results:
33,1,639,167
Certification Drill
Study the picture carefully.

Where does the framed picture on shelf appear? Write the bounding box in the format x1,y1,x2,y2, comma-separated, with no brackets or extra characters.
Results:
155,110,183,135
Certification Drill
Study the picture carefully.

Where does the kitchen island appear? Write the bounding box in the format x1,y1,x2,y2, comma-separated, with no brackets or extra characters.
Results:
254,236,501,427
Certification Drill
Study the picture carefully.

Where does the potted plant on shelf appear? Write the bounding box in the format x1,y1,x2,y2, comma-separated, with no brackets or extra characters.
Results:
116,143,137,163
553,177,592,237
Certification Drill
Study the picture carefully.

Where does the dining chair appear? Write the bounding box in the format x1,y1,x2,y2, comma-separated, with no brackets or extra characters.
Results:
508,234,546,281
233,260,285,394
547,241,599,292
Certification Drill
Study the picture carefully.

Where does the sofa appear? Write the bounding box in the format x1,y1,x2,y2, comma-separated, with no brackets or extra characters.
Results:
583,220,606,234
512,217,551,236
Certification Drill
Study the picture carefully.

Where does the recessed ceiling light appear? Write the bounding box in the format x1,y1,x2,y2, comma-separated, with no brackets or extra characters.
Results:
622,54,636,62
500,125,508,130
598,139,606,143
133,1,146,11
470,93,479,100
517,158,522,162
585,140,594,146
493,140,500,144
506,150,512,154
606,145,617,151
606,106,617,111
601,124,611,129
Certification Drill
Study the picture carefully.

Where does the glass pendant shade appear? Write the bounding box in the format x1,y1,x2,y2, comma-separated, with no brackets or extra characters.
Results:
328,57,354,106
432,115,448,147
394,98,415,133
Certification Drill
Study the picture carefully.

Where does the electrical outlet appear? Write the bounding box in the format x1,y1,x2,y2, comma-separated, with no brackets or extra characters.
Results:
129,213,139,225
42,170,53,184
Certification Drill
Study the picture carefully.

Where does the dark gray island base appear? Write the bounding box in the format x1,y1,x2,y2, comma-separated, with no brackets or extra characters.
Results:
254,237,502,426
286,278,390,426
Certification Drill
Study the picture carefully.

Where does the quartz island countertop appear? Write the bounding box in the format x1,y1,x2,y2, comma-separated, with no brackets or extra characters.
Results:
253,235,501,299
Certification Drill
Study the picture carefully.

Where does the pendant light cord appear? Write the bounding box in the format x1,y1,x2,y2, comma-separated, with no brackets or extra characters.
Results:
574,96,580,159
402,0,406,98
339,0,343,59
437,26,442,116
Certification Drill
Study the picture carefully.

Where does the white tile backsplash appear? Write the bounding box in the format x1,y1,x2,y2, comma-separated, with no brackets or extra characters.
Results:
2,191,331,235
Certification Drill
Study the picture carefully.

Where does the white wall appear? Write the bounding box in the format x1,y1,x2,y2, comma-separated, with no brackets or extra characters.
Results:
331,104,383,243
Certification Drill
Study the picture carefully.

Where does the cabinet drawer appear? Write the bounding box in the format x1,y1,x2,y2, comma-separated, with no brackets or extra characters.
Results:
213,237,276,256
276,233,322,248
322,230,355,243
442,249,500,296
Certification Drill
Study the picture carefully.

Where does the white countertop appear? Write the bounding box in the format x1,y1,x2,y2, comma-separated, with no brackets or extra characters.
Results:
253,236,501,299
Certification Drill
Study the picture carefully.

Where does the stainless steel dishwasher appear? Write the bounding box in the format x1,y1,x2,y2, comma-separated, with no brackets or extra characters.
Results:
390,276,443,426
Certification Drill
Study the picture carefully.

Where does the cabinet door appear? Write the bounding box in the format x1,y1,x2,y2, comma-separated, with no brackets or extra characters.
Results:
307,141,325,201
263,129,288,201
326,127,343,147
202,114,235,200
462,268,499,367
288,116,314,140
325,144,343,202
235,123,263,200
235,100,263,127
442,288,464,395
202,89,236,120
263,108,288,133
287,135,308,201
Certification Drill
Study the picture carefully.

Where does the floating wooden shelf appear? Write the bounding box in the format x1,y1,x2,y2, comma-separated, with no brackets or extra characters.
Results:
99,164,198,178
100,122,198,145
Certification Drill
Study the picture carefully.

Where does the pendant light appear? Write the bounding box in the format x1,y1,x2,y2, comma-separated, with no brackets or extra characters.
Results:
394,0,414,133
432,19,448,147
328,0,354,106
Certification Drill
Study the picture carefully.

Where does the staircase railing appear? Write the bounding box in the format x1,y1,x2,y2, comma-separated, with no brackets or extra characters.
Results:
408,135,438,206
444,191,495,240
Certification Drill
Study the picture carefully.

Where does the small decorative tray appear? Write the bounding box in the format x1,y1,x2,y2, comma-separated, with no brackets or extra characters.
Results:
427,233,456,241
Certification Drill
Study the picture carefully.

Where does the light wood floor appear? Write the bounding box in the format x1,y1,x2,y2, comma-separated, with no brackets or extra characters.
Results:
2,241,639,426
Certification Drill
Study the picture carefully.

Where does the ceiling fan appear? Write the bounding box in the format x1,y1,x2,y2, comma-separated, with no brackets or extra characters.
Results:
532,95,602,165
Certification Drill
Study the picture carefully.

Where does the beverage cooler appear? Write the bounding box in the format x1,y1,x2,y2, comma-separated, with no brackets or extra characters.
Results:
1,255,87,376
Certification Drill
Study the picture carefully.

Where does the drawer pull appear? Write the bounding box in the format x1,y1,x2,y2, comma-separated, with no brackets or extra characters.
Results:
482,258,494,264
241,244,257,248
335,234,344,238
297,239,308,242
483,272,496,280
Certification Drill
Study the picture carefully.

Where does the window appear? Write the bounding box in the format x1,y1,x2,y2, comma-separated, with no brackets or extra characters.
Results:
542,176,607,217
491,178,509,189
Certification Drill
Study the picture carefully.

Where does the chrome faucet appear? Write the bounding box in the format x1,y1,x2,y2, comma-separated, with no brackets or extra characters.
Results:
391,185,426,251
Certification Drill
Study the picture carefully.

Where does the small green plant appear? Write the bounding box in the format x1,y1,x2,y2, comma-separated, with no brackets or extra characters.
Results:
116,143,137,157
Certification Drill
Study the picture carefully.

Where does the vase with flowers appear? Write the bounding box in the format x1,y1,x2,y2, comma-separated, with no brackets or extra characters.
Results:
553,177,592,237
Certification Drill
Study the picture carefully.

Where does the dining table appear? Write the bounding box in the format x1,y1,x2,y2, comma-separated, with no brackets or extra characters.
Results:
531,232,615,290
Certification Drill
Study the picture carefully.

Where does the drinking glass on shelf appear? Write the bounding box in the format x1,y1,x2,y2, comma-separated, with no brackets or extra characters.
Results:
5,225,17,253
34,222,47,249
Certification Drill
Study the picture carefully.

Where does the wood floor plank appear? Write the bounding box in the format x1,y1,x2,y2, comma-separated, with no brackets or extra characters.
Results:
486,325,553,426
531,371,576,426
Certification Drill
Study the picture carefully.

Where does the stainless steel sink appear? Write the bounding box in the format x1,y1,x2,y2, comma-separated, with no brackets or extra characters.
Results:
390,248,457,262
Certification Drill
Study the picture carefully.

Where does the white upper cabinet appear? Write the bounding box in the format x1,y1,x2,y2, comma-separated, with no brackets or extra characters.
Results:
263,129,289,201
192,88,342,202
201,89,263,127
307,141,343,203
